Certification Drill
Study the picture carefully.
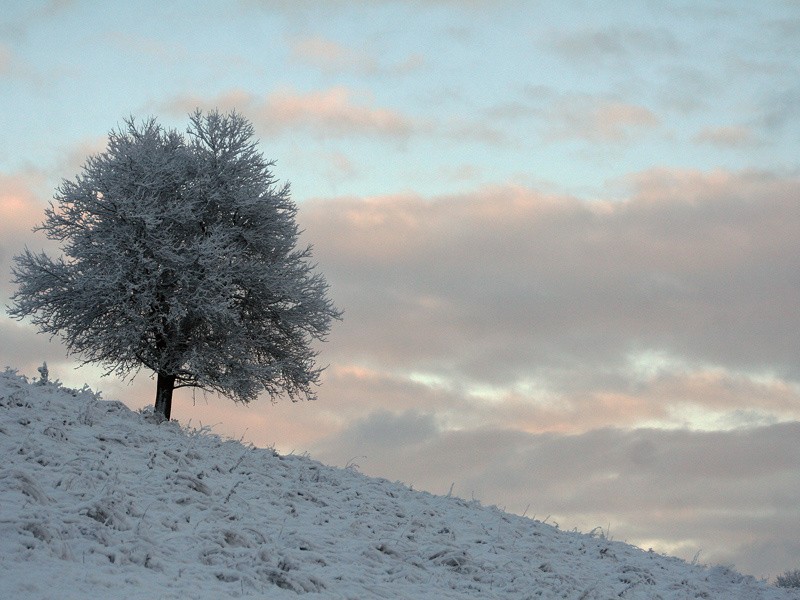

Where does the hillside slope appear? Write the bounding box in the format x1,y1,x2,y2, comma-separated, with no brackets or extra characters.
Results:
0,369,796,599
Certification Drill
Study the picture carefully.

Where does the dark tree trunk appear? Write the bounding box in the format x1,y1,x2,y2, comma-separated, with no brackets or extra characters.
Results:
154,373,176,420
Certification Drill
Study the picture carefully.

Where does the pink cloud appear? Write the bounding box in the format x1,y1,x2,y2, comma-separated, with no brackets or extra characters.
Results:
623,167,790,206
299,169,799,398
165,87,513,147
165,87,418,139
0,171,57,301
0,184,37,231
289,35,425,76
265,87,415,136
289,36,378,74
0,172,48,236
545,98,660,142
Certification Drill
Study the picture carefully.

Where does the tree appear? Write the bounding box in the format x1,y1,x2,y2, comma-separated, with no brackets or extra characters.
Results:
9,110,341,420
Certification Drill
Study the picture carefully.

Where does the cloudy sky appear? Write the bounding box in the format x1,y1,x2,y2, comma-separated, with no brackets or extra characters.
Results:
2,0,799,581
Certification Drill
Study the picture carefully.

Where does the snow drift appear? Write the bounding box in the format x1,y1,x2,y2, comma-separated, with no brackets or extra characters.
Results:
0,369,795,599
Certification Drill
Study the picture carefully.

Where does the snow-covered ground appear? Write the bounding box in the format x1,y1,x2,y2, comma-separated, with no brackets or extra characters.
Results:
1,369,796,599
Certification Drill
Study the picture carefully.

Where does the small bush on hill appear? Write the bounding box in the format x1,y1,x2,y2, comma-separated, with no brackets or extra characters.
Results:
776,569,800,588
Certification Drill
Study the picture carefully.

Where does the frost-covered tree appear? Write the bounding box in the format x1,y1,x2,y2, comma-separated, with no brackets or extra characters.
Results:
9,110,341,420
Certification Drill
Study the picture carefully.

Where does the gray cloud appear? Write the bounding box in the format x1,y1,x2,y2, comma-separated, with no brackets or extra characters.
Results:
0,44,10,76
759,87,800,133
0,1,74,39
300,169,800,387
244,0,520,13
488,88,660,144
693,125,760,148
547,25,680,66
0,318,73,375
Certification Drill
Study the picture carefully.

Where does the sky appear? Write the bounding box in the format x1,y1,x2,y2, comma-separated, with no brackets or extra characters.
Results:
1,0,799,581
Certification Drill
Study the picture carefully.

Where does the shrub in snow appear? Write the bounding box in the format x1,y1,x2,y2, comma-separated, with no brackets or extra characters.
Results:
776,569,800,588
9,110,340,420
36,362,48,385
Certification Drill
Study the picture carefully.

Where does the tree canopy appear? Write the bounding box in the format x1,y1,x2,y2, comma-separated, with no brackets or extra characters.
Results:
9,110,341,419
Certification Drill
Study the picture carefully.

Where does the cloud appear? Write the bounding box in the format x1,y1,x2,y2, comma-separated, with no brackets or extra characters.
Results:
58,136,109,174
259,87,417,137
0,171,53,285
0,44,10,76
693,125,759,147
0,172,44,231
444,120,511,145
0,318,74,377
245,0,519,13
758,87,800,133
657,66,718,113
545,99,660,142
489,89,660,144
299,167,799,399
0,136,113,270
1,0,74,31
165,87,511,146
288,35,424,76
768,15,800,37
310,360,800,440
0,172,81,380
323,151,358,180
39,0,74,16
165,87,418,139
547,25,679,66
438,164,482,183
103,31,188,64
289,36,379,74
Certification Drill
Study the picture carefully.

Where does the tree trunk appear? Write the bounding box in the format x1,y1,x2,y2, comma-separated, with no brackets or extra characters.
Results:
154,373,176,420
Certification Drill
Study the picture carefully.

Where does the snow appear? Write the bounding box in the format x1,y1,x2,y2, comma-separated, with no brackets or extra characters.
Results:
1,369,796,599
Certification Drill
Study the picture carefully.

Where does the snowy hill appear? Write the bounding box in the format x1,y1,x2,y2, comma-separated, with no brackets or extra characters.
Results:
1,369,796,600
